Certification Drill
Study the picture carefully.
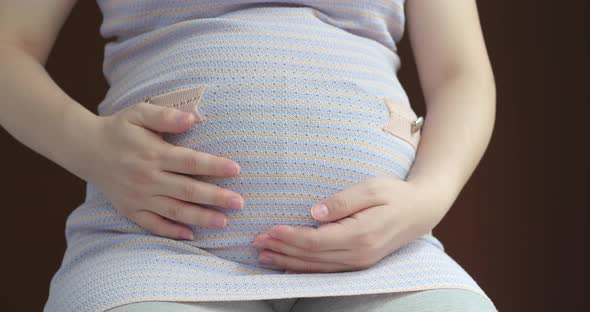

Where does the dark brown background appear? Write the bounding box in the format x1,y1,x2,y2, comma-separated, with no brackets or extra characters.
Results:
1,1,588,311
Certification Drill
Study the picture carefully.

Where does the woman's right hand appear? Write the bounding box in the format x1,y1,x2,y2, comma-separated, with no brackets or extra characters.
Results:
87,101,244,240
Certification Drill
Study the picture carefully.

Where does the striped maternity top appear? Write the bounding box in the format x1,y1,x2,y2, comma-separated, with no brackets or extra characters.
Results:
44,1,495,311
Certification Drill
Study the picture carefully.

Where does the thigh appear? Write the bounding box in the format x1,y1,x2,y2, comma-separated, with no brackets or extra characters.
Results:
290,288,497,312
105,300,274,312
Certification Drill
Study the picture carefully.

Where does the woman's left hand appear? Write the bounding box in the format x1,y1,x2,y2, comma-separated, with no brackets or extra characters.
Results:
252,176,451,273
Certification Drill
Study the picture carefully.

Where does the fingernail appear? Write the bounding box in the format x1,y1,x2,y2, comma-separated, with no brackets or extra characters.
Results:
182,231,195,240
224,163,240,175
253,240,264,249
268,230,280,239
212,216,226,228
227,195,243,209
258,254,272,264
311,203,328,219
177,112,194,126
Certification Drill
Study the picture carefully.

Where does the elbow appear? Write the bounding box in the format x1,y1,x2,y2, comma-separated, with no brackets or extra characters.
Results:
446,60,495,93
0,36,50,67
433,61,496,104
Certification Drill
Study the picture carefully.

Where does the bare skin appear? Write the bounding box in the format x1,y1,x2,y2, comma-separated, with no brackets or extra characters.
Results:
0,0,244,241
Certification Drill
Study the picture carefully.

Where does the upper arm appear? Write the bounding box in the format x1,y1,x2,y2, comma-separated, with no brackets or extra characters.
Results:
405,0,494,97
0,0,78,64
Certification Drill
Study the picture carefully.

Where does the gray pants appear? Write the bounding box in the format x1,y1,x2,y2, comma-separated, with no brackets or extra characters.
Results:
107,288,497,312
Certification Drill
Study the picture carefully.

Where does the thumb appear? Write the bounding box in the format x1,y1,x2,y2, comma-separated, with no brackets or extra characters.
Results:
126,101,197,133
310,179,383,222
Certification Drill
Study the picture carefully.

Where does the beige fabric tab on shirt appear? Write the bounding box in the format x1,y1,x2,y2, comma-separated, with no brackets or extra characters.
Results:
382,97,422,151
146,85,208,122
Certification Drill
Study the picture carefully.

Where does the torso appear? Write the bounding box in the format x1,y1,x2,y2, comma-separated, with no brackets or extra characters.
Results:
92,1,419,269
43,2,492,311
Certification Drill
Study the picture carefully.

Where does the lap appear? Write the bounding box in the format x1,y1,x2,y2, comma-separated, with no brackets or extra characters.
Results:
105,300,274,312
106,288,496,312
291,288,497,312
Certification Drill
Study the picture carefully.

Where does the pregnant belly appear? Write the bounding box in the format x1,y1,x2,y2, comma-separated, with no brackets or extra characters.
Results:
139,77,422,269
87,13,423,269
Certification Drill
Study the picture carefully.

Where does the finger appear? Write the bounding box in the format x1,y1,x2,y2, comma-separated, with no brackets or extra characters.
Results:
126,101,197,133
267,221,352,251
154,171,244,210
253,233,353,265
258,250,356,273
132,210,194,240
310,176,389,222
149,195,228,229
159,145,241,177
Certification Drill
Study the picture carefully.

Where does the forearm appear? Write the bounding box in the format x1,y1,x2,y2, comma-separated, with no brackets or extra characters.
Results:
0,44,100,181
405,71,496,210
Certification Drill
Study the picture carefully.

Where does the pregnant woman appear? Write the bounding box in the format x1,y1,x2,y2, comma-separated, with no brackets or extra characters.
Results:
0,0,497,311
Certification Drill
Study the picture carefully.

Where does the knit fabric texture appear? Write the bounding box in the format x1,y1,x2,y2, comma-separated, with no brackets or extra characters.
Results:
44,1,495,311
